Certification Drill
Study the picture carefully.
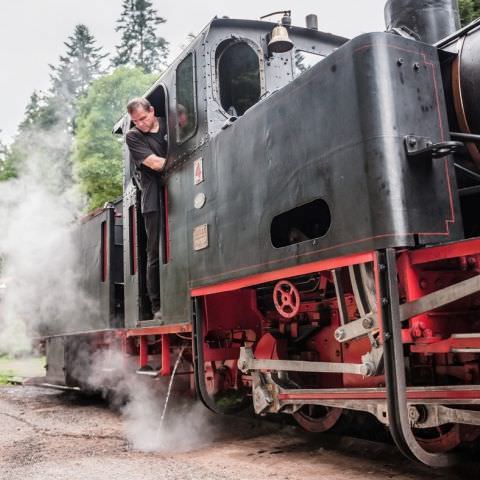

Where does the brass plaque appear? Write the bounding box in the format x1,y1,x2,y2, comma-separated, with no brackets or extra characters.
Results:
193,224,209,251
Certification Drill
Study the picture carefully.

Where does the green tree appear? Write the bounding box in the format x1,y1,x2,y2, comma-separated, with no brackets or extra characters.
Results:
4,25,107,191
74,67,156,209
3,88,74,192
0,132,15,181
459,0,480,25
50,24,107,101
18,90,60,133
112,0,169,73
49,24,108,132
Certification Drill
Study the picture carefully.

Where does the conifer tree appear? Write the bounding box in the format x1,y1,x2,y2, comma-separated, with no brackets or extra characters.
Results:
112,0,169,73
4,25,106,191
18,91,58,133
49,24,108,104
0,132,15,181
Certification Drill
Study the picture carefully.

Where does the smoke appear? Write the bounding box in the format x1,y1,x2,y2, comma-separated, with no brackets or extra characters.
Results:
0,109,98,356
88,348,216,452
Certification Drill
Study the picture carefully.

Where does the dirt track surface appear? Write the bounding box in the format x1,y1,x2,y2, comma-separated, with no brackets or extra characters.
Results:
1,385,480,480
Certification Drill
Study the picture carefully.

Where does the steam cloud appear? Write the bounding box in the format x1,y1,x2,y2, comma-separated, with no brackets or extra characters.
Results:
0,86,215,453
88,348,216,452
0,118,97,356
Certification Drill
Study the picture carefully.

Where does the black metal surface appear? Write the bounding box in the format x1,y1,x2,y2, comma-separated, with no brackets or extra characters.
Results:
67,203,124,333
385,0,460,45
379,249,458,467
456,28,480,135
186,32,462,291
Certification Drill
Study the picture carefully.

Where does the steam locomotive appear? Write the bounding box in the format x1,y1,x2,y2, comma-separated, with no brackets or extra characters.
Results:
41,0,480,467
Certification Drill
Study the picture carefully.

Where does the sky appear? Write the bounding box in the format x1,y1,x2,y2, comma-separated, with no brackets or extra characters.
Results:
0,0,386,144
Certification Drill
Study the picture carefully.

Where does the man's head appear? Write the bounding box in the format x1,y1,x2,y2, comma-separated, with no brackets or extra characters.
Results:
177,104,188,129
127,97,156,133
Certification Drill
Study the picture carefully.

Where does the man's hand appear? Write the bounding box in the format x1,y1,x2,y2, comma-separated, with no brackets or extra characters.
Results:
143,154,166,171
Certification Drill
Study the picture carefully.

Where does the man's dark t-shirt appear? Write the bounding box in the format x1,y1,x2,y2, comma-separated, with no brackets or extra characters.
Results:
126,118,167,213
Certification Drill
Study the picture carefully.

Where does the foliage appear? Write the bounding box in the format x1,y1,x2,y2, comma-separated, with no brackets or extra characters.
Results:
0,355,13,385
18,91,60,133
2,25,107,191
3,90,74,192
112,0,169,73
459,0,480,25
74,67,156,210
0,149,16,181
0,132,15,181
0,370,14,385
49,24,108,129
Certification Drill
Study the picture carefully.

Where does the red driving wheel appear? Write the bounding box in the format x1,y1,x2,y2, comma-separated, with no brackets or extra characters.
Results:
273,280,300,318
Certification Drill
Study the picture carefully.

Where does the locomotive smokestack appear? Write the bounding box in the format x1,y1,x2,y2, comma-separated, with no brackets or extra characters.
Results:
384,0,460,44
306,14,318,30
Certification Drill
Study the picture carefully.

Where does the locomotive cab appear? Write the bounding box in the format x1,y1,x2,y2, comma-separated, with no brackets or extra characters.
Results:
118,17,347,326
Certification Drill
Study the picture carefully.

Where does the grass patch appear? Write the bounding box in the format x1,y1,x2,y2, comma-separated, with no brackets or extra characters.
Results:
0,355,13,384
0,371,15,385
0,366,15,385
0,355,46,383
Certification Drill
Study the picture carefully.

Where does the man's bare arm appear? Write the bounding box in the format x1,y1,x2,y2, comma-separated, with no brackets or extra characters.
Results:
143,154,166,171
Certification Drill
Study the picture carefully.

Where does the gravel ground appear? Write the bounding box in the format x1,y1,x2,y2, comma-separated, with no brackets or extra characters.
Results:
1,384,480,480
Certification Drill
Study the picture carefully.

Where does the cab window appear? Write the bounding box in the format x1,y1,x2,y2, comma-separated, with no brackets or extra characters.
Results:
216,41,261,116
176,53,197,143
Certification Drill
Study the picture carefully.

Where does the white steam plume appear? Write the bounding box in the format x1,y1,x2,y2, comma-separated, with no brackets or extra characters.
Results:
0,115,97,356
88,348,216,452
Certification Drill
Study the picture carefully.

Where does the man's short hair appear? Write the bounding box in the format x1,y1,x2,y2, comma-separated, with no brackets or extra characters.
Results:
177,103,187,115
127,97,152,114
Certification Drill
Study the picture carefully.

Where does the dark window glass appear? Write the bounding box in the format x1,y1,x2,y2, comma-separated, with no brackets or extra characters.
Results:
271,199,331,248
176,53,197,143
217,42,261,116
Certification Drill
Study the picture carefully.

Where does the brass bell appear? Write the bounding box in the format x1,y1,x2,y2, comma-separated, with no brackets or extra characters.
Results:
268,24,294,53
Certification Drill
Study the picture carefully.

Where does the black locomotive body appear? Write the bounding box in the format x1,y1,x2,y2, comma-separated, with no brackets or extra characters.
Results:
41,0,480,467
